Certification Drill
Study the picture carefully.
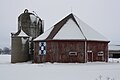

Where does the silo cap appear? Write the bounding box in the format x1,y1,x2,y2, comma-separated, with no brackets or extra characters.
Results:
24,9,29,13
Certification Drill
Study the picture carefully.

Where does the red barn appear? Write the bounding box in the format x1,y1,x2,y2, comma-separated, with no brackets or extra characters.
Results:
33,13,109,63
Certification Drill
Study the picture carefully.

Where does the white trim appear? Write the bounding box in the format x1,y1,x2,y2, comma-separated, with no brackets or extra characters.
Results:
87,50,92,53
69,52,77,55
98,51,104,56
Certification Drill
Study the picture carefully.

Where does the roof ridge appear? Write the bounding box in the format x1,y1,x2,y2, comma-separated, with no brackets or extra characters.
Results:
73,14,108,41
72,14,87,40
47,13,73,39
47,13,87,40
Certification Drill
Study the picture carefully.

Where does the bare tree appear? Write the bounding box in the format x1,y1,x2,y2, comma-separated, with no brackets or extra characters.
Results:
0,48,2,54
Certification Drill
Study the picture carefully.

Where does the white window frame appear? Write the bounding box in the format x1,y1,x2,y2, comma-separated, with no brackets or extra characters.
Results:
98,51,104,56
69,52,77,56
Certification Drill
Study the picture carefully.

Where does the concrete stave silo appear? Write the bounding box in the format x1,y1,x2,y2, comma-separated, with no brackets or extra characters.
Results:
11,30,29,63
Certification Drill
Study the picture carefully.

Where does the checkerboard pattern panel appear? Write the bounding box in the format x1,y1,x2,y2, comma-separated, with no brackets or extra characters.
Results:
39,42,46,55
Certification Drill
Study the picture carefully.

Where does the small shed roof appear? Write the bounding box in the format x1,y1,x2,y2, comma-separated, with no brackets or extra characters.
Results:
109,45,120,50
11,29,29,37
34,13,108,41
17,29,29,37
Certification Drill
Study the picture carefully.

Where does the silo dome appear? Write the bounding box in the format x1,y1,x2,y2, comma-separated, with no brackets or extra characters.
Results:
18,9,44,38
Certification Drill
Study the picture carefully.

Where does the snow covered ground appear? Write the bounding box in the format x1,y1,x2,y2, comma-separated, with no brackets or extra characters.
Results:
0,55,120,80
0,55,11,64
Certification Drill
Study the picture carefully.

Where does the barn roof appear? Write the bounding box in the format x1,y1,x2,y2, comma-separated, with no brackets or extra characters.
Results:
34,13,108,41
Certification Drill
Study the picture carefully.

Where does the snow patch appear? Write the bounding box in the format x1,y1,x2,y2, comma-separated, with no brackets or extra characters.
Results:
18,29,28,37
30,15,36,23
108,58,120,63
36,17,40,24
21,37,28,45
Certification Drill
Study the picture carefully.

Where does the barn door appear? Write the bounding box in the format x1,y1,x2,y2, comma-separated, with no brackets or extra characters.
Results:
87,52,93,62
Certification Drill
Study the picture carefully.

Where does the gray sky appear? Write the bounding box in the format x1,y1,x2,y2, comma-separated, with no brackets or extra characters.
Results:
0,0,120,48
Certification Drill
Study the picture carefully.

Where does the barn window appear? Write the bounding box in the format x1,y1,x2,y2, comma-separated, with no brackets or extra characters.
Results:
69,52,77,56
39,42,46,55
97,51,104,56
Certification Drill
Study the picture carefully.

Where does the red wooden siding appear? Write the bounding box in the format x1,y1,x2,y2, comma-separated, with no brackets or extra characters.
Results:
34,40,85,63
33,40,109,63
46,40,85,63
87,41,108,62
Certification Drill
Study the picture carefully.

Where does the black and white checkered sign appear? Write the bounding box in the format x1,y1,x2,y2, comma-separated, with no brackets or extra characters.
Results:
39,42,46,55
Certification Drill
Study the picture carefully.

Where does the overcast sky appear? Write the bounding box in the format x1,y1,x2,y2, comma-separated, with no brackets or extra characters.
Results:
0,0,120,48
